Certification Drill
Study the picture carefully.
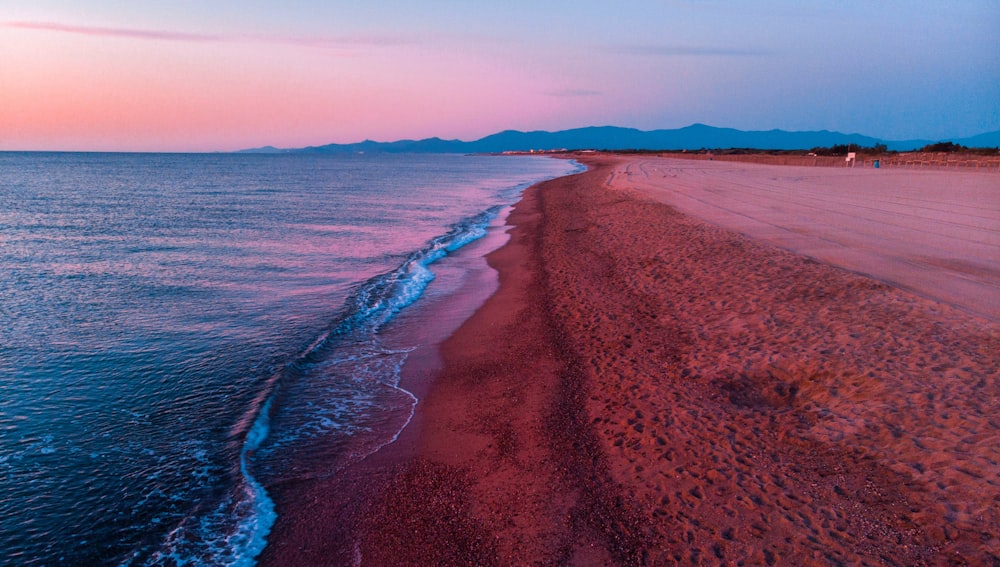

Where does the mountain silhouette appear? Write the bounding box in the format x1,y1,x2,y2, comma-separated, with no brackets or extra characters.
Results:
239,124,1000,154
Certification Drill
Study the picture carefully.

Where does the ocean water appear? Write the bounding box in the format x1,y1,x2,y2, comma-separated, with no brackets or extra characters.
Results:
0,152,579,566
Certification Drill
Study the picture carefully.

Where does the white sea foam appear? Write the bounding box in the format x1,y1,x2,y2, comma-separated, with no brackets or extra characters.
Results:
132,412,275,566
148,205,504,566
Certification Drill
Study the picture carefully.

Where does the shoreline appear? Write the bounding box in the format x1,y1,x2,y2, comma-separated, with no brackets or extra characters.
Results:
262,155,998,565
351,157,641,565
256,194,525,566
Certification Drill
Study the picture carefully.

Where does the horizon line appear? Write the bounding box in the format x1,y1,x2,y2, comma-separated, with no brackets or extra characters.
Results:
2,124,996,154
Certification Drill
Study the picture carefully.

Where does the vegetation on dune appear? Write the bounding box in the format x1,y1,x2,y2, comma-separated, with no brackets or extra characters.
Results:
809,143,888,156
808,141,998,156
916,141,999,155
611,142,999,157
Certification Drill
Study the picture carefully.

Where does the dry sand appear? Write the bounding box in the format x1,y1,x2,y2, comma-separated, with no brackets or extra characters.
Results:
613,157,999,322
261,155,998,566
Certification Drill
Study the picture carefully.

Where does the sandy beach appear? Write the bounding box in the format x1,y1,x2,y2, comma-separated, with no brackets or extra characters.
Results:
261,155,998,566
613,157,999,322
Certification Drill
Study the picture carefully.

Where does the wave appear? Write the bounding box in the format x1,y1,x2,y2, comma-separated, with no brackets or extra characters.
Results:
341,205,502,333
139,204,507,566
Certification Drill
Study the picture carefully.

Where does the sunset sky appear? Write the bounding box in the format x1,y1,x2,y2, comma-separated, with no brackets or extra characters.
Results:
1,1,998,152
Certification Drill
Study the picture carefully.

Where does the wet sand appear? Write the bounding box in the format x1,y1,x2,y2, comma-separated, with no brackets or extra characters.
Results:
262,155,998,565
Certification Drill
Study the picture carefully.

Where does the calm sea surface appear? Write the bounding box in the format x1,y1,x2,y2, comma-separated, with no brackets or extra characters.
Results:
0,152,578,565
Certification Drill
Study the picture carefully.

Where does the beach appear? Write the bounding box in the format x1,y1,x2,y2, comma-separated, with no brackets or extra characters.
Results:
260,155,998,565
613,156,999,322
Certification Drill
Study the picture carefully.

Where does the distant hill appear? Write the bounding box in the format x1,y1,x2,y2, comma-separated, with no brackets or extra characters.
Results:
952,130,1000,149
239,124,1000,154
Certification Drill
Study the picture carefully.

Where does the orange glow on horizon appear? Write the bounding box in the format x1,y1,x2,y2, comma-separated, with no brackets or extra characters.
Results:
1,23,588,151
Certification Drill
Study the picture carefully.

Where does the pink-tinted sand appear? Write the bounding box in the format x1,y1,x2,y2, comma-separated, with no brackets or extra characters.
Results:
612,157,999,322
260,155,999,566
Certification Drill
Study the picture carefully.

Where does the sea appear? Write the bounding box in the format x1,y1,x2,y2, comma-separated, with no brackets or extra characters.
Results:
0,152,580,566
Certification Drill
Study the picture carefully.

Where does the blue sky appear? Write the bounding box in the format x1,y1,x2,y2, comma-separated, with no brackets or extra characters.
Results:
1,0,997,151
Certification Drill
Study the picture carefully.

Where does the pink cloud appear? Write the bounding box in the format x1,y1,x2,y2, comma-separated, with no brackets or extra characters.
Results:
2,21,415,50
3,21,221,42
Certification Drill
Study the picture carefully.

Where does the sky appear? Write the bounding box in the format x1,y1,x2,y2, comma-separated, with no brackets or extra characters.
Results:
1,1,998,152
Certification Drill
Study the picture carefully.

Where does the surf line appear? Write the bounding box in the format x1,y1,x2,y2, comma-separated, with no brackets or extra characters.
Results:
229,203,511,563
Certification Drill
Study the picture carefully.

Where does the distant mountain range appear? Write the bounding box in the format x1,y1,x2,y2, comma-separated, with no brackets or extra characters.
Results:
239,123,1000,154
